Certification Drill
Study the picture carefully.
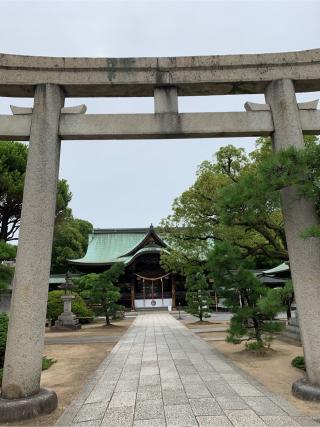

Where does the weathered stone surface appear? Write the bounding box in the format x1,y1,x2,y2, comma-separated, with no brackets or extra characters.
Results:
197,415,233,426
292,378,320,401
224,409,266,426
0,388,57,422
52,295,81,330
2,84,64,399
266,79,320,386
133,419,166,427
164,404,198,426
109,391,136,408
189,398,222,416
101,406,134,426
137,385,161,401
154,87,178,113
261,415,301,426
1,49,320,97
215,395,248,410
1,110,320,141
10,105,33,114
243,396,286,415
61,104,87,114
73,402,106,423
135,400,164,420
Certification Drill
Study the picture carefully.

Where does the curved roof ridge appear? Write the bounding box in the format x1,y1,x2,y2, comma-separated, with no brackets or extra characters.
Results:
69,230,147,265
93,227,151,234
68,226,167,267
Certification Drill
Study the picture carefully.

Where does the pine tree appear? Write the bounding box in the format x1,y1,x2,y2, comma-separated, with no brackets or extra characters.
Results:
185,267,211,321
78,263,124,326
207,242,284,349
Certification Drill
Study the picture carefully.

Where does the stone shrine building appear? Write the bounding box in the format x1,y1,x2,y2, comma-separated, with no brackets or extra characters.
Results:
69,226,184,310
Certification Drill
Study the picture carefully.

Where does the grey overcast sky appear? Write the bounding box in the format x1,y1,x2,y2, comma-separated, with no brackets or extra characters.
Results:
0,0,319,229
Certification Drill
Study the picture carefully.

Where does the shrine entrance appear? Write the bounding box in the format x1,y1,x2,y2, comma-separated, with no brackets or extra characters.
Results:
1,49,320,418
135,273,172,309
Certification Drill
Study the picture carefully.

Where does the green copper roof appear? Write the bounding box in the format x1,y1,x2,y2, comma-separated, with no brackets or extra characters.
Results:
263,262,290,275
69,227,166,267
49,274,81,284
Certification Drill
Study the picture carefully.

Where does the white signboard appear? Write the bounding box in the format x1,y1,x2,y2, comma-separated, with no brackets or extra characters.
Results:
135,298,172,309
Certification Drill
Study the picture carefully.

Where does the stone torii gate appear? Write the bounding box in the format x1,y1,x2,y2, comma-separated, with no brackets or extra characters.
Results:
0,49,320,420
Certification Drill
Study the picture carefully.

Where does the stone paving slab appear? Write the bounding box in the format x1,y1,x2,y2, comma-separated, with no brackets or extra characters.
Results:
55,313,317,427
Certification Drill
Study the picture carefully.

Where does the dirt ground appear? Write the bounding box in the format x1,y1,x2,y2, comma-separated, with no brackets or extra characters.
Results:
186,320,229,329
1,317,134,427
186,320,320,418
47,317,133,337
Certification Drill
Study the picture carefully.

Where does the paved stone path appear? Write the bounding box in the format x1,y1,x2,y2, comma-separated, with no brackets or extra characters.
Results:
56,313,317,427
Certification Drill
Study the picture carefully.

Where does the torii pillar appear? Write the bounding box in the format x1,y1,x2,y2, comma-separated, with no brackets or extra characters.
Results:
0,84,64,420
266,79,320,400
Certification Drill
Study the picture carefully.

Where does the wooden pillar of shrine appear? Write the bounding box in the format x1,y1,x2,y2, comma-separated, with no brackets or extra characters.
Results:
130,281,135,311
171,275,176,308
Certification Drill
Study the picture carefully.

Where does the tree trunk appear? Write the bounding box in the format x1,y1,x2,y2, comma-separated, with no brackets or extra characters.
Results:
286,301,292,321
0,215,9,241
252,318,262,343
105,313,110,325
199,300,203,322
102,300,110,325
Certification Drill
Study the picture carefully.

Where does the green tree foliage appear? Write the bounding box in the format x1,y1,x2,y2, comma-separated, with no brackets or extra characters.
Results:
78,263,124,326
160,142,286,273
0,141,92,274
0,241,16,290
0,312,8,367
207,242,284,349
0,141,73,241
46,290,93,324
292,356,305,371
185,267,211,321
0,141,27,241
51,218,93,273
0,240,16,261
217,136,319,256
0,264,13,291
56,179,73,222
161,136,320,274
256,138,320,230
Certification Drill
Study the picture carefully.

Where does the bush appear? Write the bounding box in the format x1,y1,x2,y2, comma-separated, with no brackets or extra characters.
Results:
292,356,306,371
0,313,9,367
42,356,56,370
47,291,93,324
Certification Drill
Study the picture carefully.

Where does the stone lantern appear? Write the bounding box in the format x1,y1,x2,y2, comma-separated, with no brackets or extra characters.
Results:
52,272,81,330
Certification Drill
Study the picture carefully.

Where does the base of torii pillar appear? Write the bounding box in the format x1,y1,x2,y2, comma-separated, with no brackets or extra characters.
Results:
0,388,57,422
292,379,320,401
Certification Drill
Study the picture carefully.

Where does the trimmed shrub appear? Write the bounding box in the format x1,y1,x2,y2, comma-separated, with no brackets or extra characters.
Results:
0,312,9,367
291,356,306,371
47,291,93,324
42,356,56,370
